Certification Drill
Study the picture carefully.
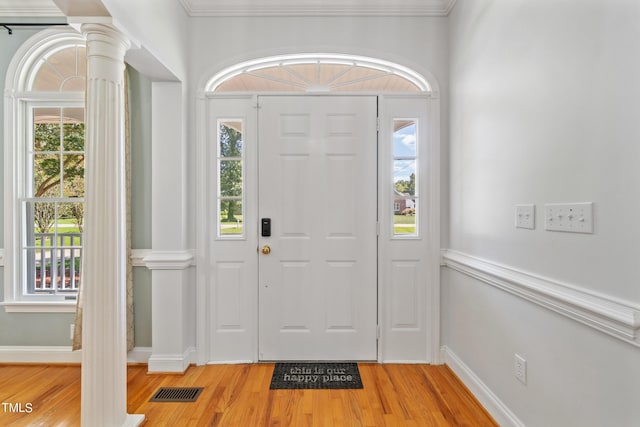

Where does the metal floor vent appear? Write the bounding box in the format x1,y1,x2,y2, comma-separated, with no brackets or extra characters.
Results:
150,387,203,402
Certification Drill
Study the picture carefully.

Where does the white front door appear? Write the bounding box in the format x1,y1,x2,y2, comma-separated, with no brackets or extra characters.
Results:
258,96,378,361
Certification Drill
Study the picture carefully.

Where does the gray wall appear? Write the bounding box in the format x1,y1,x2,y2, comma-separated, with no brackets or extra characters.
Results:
445,1,640,426
128,66,153,348
0,27,152,348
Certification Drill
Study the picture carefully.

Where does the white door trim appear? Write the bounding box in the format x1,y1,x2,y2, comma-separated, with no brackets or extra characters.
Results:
196,93,441,365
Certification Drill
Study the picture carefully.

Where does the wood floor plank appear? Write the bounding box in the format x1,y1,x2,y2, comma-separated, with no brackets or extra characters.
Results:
0,363,497,426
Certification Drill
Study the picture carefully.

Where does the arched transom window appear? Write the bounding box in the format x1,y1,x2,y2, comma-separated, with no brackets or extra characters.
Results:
31,44,86,92
207,54,431,93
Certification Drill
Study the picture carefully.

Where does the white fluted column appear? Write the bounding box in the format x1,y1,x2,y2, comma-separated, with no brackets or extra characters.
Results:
81,23,144,427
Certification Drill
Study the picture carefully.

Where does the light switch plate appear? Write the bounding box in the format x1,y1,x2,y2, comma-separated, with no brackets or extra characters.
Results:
515,204,535,229
544,202,593,234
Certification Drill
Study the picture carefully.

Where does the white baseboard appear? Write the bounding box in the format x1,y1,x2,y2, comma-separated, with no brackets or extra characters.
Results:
0,346,152,364
127,347,153,363
0,346,82,364
441,345,525,427
206,360,254,365
147,346,195,373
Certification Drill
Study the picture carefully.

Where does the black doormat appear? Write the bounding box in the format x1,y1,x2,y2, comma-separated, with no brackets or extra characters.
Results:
269,362,363,389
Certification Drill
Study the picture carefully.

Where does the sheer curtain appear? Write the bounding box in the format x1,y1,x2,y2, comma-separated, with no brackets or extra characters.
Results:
73,69,134,351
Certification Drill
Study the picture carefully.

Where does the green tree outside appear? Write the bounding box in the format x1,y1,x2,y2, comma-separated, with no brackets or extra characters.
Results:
219,124,243,222
33,122,85,233
395,172,415,195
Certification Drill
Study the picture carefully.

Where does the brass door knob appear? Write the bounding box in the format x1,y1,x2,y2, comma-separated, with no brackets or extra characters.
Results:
261,245,271,255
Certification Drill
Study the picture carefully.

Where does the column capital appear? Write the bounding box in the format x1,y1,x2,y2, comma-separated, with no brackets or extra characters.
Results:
82,24,130,81
81,23,130,49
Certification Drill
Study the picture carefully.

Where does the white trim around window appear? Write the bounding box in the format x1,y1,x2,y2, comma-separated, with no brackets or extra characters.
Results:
3,28,86,313
3,97,86,312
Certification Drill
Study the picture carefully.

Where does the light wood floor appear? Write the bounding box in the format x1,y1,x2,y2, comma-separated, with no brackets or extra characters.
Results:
0,363,497,426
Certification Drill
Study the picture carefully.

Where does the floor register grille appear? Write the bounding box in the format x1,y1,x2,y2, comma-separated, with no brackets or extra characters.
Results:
149,387,203,402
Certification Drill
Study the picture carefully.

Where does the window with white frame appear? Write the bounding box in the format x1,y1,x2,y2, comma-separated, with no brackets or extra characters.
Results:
26,104,85,295
4,29,86,309
216,119,245,238
393,119,418,236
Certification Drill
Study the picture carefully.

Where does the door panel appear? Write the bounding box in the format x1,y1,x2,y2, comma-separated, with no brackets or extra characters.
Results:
258,96,378,361
207,96,258,363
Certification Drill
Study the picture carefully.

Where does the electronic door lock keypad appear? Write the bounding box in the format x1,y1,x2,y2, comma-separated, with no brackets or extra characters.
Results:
261,218,271,236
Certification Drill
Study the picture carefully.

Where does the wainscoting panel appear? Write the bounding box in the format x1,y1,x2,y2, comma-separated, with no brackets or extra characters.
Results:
215,262,244,331
209,259,256,362
391,261,419,329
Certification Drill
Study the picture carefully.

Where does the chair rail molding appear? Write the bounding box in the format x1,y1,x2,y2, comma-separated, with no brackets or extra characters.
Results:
441,250,640,347
130,249,196,270
141,250,195,270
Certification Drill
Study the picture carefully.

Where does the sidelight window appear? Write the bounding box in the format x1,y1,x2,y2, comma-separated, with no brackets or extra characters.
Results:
393,119,418,236
216,119,245,237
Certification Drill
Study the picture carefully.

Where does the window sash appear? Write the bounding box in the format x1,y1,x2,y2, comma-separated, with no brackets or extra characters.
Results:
216,118,245,239
392,118,419,238
19,101,85,297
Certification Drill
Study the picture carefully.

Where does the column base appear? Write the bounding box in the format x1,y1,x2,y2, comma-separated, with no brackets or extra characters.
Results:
123,414,145,426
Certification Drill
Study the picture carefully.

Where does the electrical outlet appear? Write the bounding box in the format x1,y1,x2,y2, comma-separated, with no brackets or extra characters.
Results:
70,324,75,340
544,202,593,233
515,204,535,229
514,354,527,384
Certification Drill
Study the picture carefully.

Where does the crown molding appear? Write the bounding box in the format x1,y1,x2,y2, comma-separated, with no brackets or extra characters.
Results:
0,0,63,17
2,0,457,19
179,0,457,17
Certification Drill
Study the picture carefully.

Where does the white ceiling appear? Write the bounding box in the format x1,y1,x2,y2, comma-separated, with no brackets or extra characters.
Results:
0,0,457,18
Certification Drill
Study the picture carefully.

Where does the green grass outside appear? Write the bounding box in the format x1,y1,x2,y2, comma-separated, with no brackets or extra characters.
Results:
393,214,416,224
220,214,243,235
394,226,416,234
57,218,77,225
221,226,244,235
394,214,416,235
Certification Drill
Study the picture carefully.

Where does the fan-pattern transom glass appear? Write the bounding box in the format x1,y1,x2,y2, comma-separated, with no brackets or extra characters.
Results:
31,44,86,92
208,55,429,93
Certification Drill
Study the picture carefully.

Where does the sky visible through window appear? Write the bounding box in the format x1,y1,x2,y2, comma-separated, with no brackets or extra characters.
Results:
393,123,416,184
